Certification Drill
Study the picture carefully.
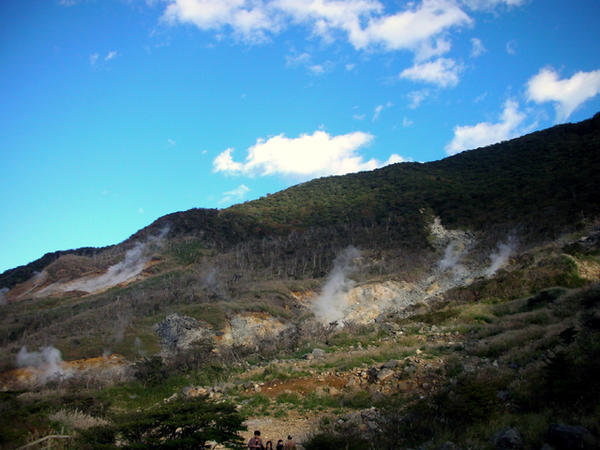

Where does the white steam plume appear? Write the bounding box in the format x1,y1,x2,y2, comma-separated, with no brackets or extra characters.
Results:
0,287,8,305
485,235,518,277
438,240,472,279
17,346,70,382
438,241,466,271
313,246,361,324
134,337,147,357
69,242,148,292
45,226,170,295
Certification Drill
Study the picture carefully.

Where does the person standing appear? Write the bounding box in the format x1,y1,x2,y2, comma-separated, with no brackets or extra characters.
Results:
248,430,264,450
283,435,296,450
276,439,284,450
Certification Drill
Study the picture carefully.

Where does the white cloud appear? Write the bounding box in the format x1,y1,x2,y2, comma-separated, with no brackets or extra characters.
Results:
526,67,600,121
506,40,516,55
213,148,244,173
308,63,329,75
351,0,472,51
219,184,250,204
353,113,366,121
414,37,452,63
400,58,461,87
345,63,356,71
372,101,392,121
161,0,279,42
445,99,526,155
285,51,331,75
161,0,472,54
167,138,176,146
470,37,485,57
212,130,404,178
285,51,311,67
461,0,525,10
407,89,429,109
474,91,488,103
59,0,78,6
373,105,384,121
402,117,414,127
90,51,117,66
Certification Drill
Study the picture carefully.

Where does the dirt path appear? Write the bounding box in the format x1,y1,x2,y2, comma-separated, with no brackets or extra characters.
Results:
241,411,319,448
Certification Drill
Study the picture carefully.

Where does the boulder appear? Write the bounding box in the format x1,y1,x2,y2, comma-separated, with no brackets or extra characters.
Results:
492,427,523,449
548,423,593,449
154,313,213,354
312,348,326,359
377,368,396,382
382,359,399,369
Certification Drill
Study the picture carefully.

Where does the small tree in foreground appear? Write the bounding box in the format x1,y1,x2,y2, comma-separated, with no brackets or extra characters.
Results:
80,396,246,449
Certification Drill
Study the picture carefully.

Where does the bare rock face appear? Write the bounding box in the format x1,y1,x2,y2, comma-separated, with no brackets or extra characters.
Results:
218,313,290,348
154,314,213,354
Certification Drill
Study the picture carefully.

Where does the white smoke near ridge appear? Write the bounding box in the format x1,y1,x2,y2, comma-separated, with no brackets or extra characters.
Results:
67,242,147,293
0,287,8,305
17,346,71,382
39,226,170,295
485,235,518,277
313,246,361,324
134,337,147,357
203,266,221,296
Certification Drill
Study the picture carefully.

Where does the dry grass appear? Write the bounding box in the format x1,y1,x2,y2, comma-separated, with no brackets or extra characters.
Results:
48,409,110,430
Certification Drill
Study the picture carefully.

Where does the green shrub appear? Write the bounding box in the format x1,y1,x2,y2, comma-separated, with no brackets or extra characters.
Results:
303,431,371,450
81,397,246,449
133,356,168,387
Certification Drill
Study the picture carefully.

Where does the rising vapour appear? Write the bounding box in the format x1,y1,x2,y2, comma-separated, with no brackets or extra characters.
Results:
0,287,8,305
134,337,147,357
313,246,361,324
17,346,70,382
485,234,518,277
437,240,473,280
438,241,466,271
42,226,170,295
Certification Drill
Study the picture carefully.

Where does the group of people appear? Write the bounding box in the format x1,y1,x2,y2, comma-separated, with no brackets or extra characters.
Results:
248,430,296,450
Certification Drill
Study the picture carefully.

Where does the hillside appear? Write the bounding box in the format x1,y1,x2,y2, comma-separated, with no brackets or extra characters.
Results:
3,112,600,291
0,114,599,449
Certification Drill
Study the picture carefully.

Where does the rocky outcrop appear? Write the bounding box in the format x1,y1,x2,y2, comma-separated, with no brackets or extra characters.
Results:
154,314,214,354
218,312,290,348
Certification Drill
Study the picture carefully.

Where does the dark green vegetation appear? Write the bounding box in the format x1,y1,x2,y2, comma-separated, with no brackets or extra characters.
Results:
0,389,246,449
79,397,246,449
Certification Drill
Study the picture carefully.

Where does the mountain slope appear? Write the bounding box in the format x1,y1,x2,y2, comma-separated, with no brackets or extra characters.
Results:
1,114,600,449
3,112,600,292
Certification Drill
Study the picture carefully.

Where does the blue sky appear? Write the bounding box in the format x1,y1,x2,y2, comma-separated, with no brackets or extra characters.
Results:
1,0,600,274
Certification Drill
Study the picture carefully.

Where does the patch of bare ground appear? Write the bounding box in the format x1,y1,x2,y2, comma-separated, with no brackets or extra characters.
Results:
242,411,319,447
259,374,348,397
